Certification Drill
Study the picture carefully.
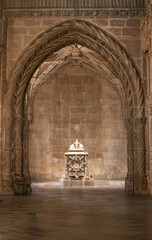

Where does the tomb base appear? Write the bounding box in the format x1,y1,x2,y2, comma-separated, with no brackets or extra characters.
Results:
82,177,94,186
60,139,94,187
60,177,94,187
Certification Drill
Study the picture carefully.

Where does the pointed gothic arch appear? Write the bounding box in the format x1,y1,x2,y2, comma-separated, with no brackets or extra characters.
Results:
2,20,148,194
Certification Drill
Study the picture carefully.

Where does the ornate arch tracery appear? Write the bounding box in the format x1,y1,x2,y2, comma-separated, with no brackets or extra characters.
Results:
2,20,148,194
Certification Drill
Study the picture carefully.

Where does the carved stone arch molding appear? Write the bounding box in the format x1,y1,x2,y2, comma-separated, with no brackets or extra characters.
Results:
2,19,148,195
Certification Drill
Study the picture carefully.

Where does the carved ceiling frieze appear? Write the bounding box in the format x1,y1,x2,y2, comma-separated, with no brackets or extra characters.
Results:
3,9,145,18
2,0,145,9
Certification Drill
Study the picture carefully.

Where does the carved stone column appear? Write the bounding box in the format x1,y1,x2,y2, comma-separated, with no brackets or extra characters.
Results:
13,115,28,195
134,117,148,194
140,0,152,194
125,117,148,194
0,45,2,193
1,116,13,193
22,113,32,194
0,12,13,193
0,4,2,192
125,118,135,194
147,102,152,193
146,40,152,193
144,36,152,193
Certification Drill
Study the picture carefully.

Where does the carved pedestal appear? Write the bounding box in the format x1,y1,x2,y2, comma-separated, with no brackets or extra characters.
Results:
60,140,94,186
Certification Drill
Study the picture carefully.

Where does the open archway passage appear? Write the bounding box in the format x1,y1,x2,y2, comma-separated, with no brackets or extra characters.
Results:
29,64,127,181
3,20,147,194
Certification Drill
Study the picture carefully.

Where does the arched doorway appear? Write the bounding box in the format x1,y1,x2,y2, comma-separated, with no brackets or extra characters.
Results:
26,45,127,182
2,20,148,194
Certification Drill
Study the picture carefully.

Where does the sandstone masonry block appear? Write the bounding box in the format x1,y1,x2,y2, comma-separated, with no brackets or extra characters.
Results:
22,35,34,46
126,19,140,27
71,107,86,113
122,28,140,37
110,19,126,27
42,19,57,26
9,27,28,35
120,39,141,57
24,19,42,26
8,18,24,26
27,27,44,34
93,19,109,27
107,28,122,36
77,86,85,92
8,35,22,47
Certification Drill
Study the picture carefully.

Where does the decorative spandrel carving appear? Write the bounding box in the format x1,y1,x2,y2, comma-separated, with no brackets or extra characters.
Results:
60,140,94,186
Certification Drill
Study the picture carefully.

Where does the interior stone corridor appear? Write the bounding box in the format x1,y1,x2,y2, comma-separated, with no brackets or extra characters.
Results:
0,180,152,240
0,0,152,239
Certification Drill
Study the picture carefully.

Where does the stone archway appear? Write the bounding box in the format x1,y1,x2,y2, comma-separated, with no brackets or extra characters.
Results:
25,45,128,181
2,20,148,194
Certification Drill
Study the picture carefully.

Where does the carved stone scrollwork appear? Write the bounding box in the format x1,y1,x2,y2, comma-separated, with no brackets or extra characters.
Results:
141,0,152,56
3,9,145,18
135,117,146,175
125,116,148,194
27,105,33,123
1,117,13,193
125,117,135,194
126,118,134,174
3,117,12,150
134,117,148,194
12,114,31,194
61,140,94,186
148,101,152,116
68,155,86,178
15,116,23,149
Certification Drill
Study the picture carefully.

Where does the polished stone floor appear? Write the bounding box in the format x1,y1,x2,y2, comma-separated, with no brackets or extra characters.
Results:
0,180,152,240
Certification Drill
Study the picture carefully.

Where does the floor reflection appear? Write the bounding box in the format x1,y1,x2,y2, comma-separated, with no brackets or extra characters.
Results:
0,180,152,240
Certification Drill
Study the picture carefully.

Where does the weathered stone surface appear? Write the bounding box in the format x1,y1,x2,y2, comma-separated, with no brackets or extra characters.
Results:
93,19,109,27
107,27,122,36
126,18,141,27
122,28,140,37
110,19,125,27
0,0,150,195
120,39,141,57
29,67,127,180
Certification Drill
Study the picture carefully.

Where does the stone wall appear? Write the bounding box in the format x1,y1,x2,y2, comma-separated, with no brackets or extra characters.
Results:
6,13,143,78
29,66,127,180
0,1,150,194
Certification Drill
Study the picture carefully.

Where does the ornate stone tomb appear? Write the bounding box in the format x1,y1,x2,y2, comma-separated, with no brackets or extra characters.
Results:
60,139,94,186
